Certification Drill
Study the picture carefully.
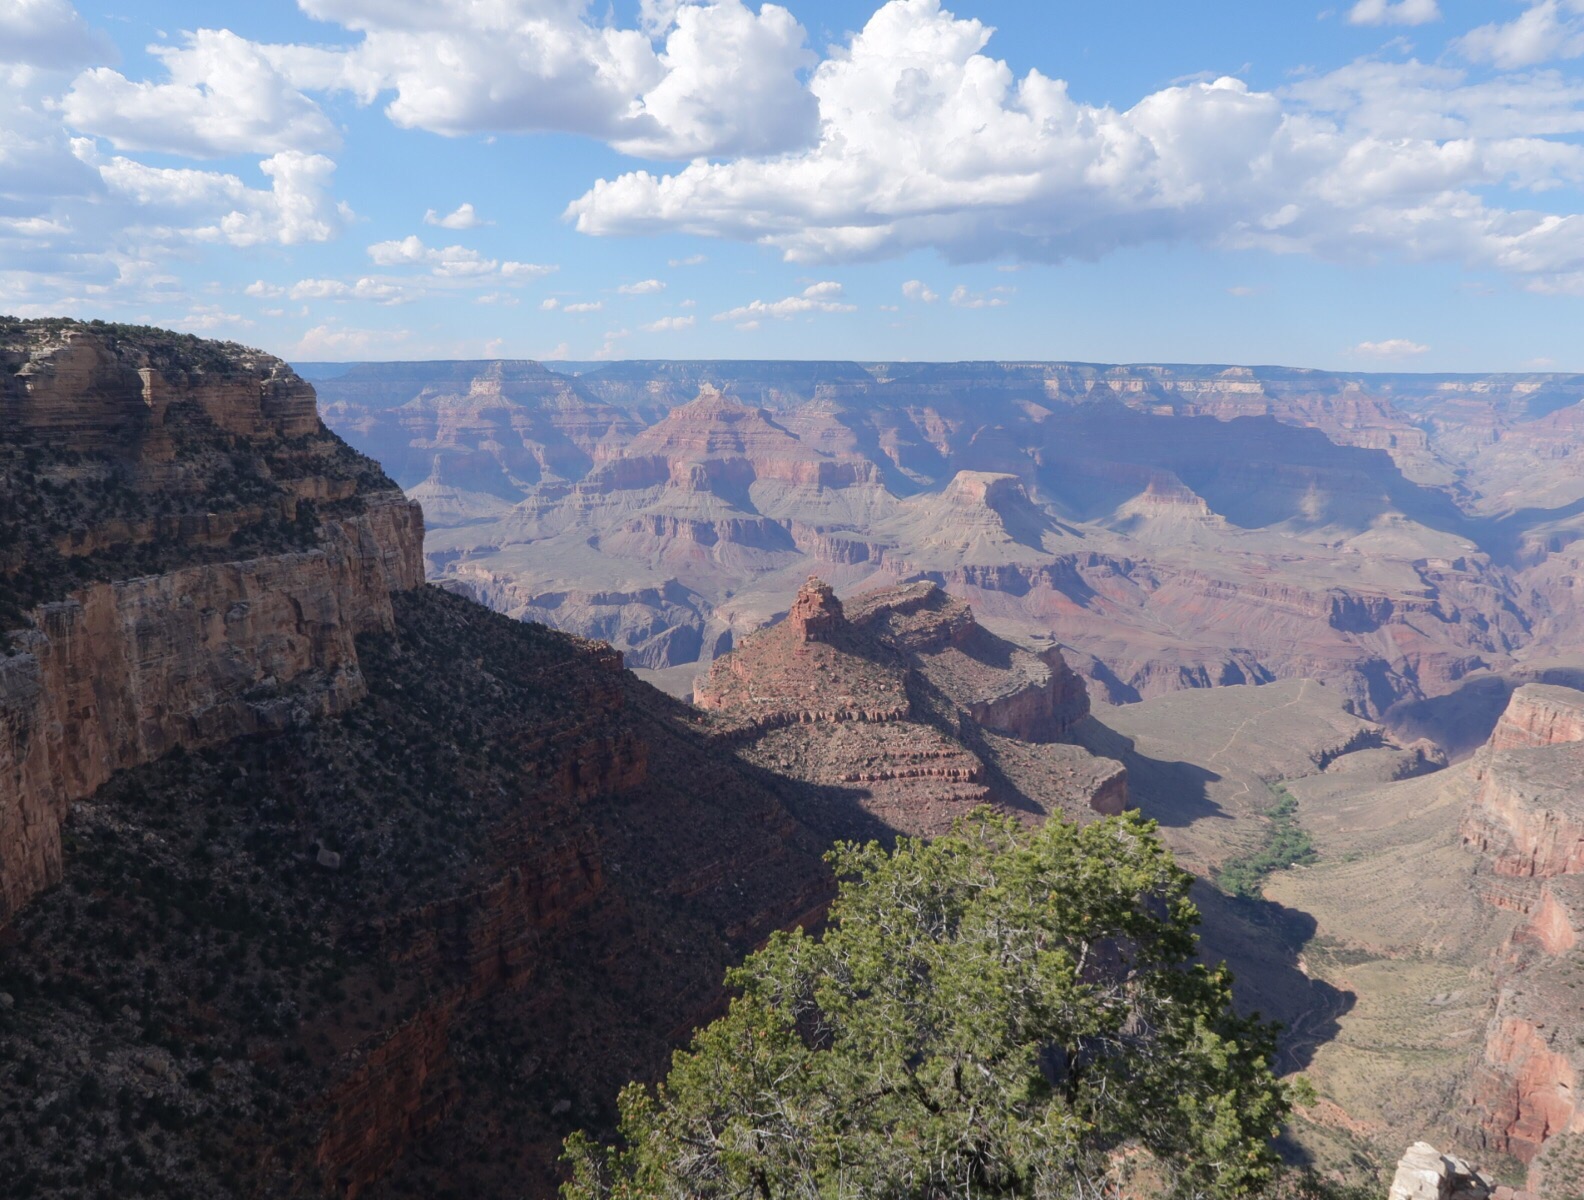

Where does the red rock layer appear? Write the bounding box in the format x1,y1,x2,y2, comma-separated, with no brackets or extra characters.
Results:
696,577,1123,835
1458,686,1584,1184
0,329,424,922
1489,683,1584,752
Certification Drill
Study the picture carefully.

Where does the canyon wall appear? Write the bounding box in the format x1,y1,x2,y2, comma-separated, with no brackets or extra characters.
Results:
0,324,423,922
0,324,838,1198
1459,685,1584,1191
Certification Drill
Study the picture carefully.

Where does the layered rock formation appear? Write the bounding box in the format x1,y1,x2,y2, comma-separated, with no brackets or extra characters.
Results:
1,321,421,922
314,358,1584,725
695,576,1124,837
0,324,840,1198
1457,685,1584,1191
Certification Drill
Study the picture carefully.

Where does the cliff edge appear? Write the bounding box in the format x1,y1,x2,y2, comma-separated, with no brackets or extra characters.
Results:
0,320,423,922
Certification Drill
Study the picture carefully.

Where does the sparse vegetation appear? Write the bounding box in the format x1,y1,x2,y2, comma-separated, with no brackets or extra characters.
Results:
1218,784,1317,900
0,319,395,629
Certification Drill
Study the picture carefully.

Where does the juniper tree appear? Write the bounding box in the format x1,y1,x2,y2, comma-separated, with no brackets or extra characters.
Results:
563,809,1296,1200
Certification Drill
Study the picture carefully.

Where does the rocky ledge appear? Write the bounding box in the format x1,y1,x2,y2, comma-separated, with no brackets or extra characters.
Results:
0,320,422,921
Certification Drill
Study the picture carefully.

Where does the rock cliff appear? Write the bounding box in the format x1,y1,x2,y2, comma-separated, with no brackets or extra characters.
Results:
1,321,421,922
695,576,1125,837
1456,685,1584,1191
0,325,839,1198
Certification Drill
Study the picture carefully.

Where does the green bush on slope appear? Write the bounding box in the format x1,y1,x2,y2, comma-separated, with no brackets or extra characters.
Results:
1217,787,1317,901
563,808,1301,1200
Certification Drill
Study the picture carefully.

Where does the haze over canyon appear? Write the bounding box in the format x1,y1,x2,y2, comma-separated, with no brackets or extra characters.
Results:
311,356,1584,740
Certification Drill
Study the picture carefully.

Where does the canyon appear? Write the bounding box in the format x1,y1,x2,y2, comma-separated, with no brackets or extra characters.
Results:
309,358,1584,728
6,325,1584,1197
1265,681,1584,1194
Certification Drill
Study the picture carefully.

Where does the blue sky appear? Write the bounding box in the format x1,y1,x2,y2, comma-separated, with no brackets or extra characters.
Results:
3,0,1584,369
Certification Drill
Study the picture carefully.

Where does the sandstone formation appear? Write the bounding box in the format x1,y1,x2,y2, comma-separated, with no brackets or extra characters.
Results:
1487,683,1584,752
313,358,1584,727
695,575,1124,837
1454,685,1584,1193
1,321,421,922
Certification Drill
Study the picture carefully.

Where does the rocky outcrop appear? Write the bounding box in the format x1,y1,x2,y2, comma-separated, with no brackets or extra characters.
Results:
1455,685,1584,1188
1461,743,1584,878
0,496,421,920
1387,1142,1498,1200
786,575,844,642
696,577,1124,835
1488,683,1584,752
1,323,422,924
847,581,1091,743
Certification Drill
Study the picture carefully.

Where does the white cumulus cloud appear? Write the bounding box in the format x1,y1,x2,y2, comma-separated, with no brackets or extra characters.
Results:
949,284,1008,308
89,146,349,246
1458,1,1584,69
713,281,856,321
63,29,340,157
564,0,1584,292
424,202,488,229
901,279,938,302
0,0,112,68
618,278,665,294
291,0,815,160
643,314,695,331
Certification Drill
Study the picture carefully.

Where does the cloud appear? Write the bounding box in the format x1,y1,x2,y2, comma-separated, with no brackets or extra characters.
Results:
424,202,488,229
173,304,251,333
1345,0,1440,27
1353,338,1430,357
901,279,938,302
620,0,818,157
949,284,1008,308
0,0,114,69
90,146,350,246
563,300,603,313
63,29,339,157
1458,2,1584,69
618,278,665,294
668,253,707,266
564,0,1584,292
643,314,696,332
294,322,413,358
245,280,285,298
594,327,631,359
289,276,410,304
366,233,552,280
713,281,856,321
291,0,815,160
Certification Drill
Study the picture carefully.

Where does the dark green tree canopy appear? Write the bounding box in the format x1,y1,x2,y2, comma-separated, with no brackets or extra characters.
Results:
563,809,1296,1200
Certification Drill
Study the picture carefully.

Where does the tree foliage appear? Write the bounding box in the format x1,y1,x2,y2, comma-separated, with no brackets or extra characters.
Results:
563,809,1298,1200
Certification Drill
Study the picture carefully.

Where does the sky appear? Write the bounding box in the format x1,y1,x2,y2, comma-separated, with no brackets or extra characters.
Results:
3,0,1584,370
